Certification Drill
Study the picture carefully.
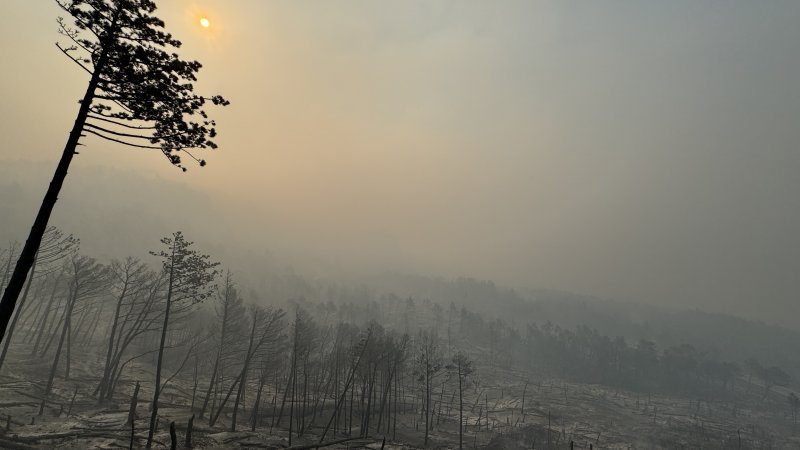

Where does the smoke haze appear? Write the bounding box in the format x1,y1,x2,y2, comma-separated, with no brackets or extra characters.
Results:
2,1,800,325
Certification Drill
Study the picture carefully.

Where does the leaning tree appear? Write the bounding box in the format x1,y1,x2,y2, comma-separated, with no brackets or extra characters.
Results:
148,231,218,447
0,0,229,344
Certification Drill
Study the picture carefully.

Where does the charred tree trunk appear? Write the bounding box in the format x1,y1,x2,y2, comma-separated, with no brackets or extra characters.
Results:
65,317,72,380
199,360,218,419
185,414,194,448
251,369,268,432
0,258,37,372
127,381,140,425
146,247,175,448
0,43,109,344
209,370,243,428
231,315,258,432
98,280,128,402
319,329,371,443
276,369,292,429
33,283,63,356
458,367,463,449
39,284,77,416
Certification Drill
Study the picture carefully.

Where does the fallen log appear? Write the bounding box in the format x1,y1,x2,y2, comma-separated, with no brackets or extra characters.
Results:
6,430,162,445
0,437,38,450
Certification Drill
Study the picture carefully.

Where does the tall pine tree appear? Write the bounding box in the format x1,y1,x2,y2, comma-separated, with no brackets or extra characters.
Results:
0,0,228,345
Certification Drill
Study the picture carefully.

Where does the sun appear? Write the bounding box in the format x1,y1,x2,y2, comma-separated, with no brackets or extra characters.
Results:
199,17,210,28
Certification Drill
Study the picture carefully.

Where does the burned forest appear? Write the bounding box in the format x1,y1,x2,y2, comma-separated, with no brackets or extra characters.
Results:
0,229,798,448
3,0,800,448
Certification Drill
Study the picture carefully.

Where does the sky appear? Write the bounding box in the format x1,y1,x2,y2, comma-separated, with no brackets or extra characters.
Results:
1,1,800,324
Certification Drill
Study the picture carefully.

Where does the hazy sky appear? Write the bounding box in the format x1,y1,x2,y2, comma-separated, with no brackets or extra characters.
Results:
2,1,800,323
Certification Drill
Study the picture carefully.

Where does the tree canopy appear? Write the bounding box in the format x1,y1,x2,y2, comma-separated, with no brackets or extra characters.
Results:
57,0,229,170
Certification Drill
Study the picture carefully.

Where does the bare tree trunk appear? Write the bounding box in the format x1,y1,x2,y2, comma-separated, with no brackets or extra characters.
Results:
127,381,140,425
251,369,268,432
67,386,78,416
276,369,291,429
393,368,398,440
232,315,258,432
424,363,430,447
299,356,309,434
71,302,92,344
169,421,176,450
289,356,296,446
0,259,37,372
40,296,68,357
199,360,218,419
33,279,63,355
146,249,174,448
21,281,49,344
458,364,463,450
0,43,109,344
319,330,371,443
349,380,354,437
185,414,194,448
191,357,199,411
333,356,340,436
39,286,77,415
65,318,72,380
81,304,103,347
0,245,17,293
98,281,128,402
376,366,392,433
209,370,243,428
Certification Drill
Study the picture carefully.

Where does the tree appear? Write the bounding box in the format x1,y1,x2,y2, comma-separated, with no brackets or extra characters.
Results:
276,307,318,443
447,351,475,450
0,227,77,372
101,269,166,400
147,232,218,447
0,242,20,294
39,254,108,415
789,392,799,424
96,256,156,402
217,305,284,431
414,329,443,448
0,0,229,348
318,326,373,443
199,271,247,420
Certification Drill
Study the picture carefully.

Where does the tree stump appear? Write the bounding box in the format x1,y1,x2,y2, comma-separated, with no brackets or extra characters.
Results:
170,421,177,450
185,414,195,448
67,386,78,416
129,420,135,450
127,381,140,425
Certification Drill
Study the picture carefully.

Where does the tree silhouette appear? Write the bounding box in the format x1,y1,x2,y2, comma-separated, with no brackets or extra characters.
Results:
39,254,109,415
0,227,77,373
0,0,228,347
414,329,443,448
199,270,248,420
447,351,475,450
147,232,218,447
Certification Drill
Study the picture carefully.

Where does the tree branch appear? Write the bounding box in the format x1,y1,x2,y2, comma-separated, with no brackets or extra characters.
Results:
85,122,154,140
55,43,93,76
87,113,156,130
83,128,160,149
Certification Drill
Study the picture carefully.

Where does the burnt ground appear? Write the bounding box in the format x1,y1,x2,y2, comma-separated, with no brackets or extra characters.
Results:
0,346,798,449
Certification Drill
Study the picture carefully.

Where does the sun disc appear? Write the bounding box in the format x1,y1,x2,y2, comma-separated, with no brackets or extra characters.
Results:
199,17,210,28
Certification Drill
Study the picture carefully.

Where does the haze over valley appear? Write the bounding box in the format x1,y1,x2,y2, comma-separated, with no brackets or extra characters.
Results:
1,1,799,449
